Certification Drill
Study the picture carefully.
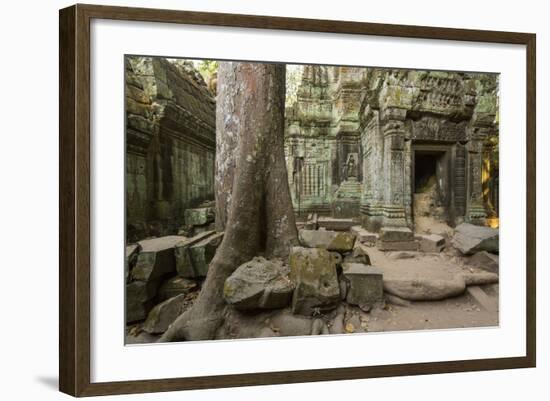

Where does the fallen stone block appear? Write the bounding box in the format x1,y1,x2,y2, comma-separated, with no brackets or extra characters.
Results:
184,207,215,226
131,235,186,284
142,294,190,334
298,229,356,253
452,223,499,255
419,234,445,253
174,230,218,277
379,226,414,242
343,243,371,265
289,247,340,315
223,257,294,310
125,243,141,282
350,226,378,246
157,275,198,302
469,251,499,273
383,276,466,301
126,281,153,323
317,217,355,231
187,232,224,277
342,263,383,310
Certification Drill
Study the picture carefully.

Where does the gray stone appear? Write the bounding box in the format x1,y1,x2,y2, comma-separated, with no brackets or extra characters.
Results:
223,257,294,310
342,263,383,309
289,247,340,315
452,223,499,255
343,243,371,265
466,286,498,312
383,277,466,301
131,236,185,283
142,294,189,334
317,217,355,231
125,243,141,282
379,227,414,242
298,229,356,252
385,293,411,307
186,232,224,277
157,275,198,302
461,272,499,286
126,281,152,323
184,207,215,226
419,234,445,253
469,251,499,273
174,231,218,277
350,226,378,246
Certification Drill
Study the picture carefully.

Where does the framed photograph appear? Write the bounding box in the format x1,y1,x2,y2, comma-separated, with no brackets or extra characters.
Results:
59,4,536,397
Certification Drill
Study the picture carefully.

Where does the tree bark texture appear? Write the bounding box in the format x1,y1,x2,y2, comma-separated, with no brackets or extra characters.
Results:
160,62,298,342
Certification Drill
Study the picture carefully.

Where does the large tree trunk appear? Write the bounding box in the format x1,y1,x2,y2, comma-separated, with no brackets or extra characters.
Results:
160,62,298,342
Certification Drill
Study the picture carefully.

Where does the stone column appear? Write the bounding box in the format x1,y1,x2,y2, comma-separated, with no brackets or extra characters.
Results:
465,137,487,225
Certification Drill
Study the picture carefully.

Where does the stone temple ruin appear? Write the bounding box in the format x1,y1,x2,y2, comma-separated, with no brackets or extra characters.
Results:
125,59,500,343
284,65,499,242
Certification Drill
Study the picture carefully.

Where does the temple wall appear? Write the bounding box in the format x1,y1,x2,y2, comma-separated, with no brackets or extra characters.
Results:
126,57,216,241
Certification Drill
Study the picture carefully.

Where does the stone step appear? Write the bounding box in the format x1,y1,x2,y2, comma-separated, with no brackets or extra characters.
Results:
466,285,498,312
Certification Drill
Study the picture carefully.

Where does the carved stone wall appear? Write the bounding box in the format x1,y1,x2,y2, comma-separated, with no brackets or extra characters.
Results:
126,57,216,241
285,66,499,230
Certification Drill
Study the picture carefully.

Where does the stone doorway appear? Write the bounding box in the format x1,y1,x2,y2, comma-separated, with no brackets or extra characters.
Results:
412,148,451,230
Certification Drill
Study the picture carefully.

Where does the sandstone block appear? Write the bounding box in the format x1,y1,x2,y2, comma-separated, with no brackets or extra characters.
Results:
174,231,219,277
379,226,414,242
131,236,186,283
378,240,419,252
350,226,378,245
298,229,356,253
469,251,499,273
223,257,294,310
126,281,152,323
343,243,371,265
289,247,340,315
342,263,383,310
383,277,466,301
157,275,198,302
452,223,499,255
419,234,445,253
142,294,190,334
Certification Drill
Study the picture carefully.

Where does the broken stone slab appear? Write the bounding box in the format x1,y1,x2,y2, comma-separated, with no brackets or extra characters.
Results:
317,217,356,231
156,275,198,302
342,263,383,311
125,243,141,282
350,226,378,246
383,276,466,301
452,223,499,255
223,257,294,310
466,286,498,312
469,251,499,273
298,229,356,253
379,226,414,242
289,247,340,316
184,207,215,226
142,294,189,334
343,242,371,265
419,234,445,253
187,232,224,277
461,271,499,286
131,236,186,283
126,281,153,323
174,230,218,278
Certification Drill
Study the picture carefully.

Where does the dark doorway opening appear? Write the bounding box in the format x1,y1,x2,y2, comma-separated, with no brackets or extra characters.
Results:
414,153,438,193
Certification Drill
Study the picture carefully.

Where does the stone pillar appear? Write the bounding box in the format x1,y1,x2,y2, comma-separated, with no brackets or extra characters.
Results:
465,138,487,225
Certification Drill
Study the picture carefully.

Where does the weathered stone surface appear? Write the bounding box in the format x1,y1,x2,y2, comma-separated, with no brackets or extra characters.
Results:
342,263,383,309
184,207,215,226
351,226,378,246
131,236,185,283
157,275,198,302
289,247,340,315
298,229,356,252
223,257,294,310
469,251,499,273
317,217,356,231
142,294,190,334
379,226,415,242
419,234,445,253
452,223,499,255
126,281,152,323
126,57,216,240
174,231,219,277
466,286,498,312
343,243,371,265
383,277,466,301
125,243,141,282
